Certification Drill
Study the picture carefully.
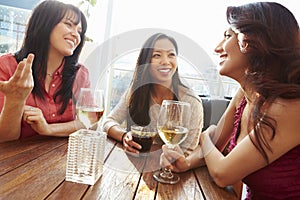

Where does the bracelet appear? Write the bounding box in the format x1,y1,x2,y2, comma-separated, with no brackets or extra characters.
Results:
121,131,127,142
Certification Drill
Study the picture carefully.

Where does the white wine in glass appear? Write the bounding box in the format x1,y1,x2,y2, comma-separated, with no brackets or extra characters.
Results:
153,100,191,184
76,88,105,130
158,126,188,146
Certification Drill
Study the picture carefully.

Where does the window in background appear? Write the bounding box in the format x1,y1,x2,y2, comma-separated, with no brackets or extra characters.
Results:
0,5,30,54
89,0,239,115
4,0,297,115
87,0,299,114
0,0,41,54
107,50,213,111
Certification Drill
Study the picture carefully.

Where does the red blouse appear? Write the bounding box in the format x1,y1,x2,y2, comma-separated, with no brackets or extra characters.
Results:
0,54,90,138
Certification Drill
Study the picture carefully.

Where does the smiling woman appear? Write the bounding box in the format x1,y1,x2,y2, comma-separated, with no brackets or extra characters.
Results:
82,0,299,113
102,33,204,157
160,2,300,199
0,0,90,142
48,10,82,58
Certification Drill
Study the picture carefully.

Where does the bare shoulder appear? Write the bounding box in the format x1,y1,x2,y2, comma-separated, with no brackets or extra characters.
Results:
268,98,300,143
269,98,300,117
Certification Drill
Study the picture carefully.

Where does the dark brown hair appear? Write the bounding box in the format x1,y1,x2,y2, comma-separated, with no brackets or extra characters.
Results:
227,2,300,162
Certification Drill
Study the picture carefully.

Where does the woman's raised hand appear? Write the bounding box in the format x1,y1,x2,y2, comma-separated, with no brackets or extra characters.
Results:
0,54,34,102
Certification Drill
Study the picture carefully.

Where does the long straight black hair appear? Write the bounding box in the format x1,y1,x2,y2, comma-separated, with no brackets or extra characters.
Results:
15,0,87,114
127,33,187,129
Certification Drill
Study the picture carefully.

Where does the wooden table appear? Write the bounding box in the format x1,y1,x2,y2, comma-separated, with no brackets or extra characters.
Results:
0,135,239,199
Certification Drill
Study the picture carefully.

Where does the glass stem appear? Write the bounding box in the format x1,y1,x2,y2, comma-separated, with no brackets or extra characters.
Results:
160,167,174,179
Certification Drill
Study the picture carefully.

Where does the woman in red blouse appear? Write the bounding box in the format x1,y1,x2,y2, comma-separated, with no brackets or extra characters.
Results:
0,0,90,141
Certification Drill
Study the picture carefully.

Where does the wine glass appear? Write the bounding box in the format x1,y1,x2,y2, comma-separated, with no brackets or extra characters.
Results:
76,88,105,130
153,100,191,184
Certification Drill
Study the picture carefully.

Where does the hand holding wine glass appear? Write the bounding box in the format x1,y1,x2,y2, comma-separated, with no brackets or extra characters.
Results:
76,88,105,130
153,100,191,184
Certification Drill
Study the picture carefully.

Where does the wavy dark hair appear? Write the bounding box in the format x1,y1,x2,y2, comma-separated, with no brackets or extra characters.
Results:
227,2,300,162
127,33,187,129
15,0,87,114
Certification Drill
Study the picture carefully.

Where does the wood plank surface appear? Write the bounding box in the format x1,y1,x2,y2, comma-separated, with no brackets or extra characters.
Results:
83,143,147,200
0,143,68,199
0,135,239,200
47,135,117,199
194,166,238,200
156,170,204,200
134,146,161,200
0,136,67,176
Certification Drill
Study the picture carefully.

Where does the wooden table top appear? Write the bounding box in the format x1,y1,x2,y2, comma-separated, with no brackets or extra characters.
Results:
0,135,239,200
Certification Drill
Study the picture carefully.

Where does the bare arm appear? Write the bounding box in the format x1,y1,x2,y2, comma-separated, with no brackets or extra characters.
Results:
0,54,34,142
160,88,245,172
22,105,85,137
45,120,85,137
201,98,300,187
161,124,232,172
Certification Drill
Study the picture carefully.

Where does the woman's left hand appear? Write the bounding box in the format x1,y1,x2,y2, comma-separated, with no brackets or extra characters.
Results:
23,106,51,135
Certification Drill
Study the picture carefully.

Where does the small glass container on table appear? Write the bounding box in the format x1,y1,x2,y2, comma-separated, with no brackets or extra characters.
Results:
66,129,106,185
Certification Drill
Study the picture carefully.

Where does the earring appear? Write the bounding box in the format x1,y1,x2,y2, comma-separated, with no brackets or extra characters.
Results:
241,47,247,53
240,42,248,53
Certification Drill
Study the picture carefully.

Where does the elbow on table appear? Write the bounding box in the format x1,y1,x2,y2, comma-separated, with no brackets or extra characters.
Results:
0,135,19,142
210,168,235,188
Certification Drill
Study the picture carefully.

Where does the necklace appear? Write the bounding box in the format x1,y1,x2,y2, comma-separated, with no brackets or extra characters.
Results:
47,72,53,77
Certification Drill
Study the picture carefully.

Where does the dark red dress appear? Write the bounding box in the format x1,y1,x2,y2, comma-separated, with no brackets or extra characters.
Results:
228,97,300,200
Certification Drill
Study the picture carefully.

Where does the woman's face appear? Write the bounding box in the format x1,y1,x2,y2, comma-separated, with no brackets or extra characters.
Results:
214,28,249,83
49,11,82,58
149,38,177,86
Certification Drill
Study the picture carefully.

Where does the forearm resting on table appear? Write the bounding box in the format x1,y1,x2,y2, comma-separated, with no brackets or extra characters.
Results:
184,125,222,170
46,119,85,137
107,125,127,142
0,100,25,142
185,145,206,170
182,126,218,168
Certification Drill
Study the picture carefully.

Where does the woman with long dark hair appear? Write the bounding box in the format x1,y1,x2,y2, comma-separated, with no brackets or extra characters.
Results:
0,0,90,141
161,2,300,199
103,33,203,155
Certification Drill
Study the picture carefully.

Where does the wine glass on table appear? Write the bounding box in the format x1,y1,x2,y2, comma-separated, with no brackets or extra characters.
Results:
153,100,191,184
76,88,105,130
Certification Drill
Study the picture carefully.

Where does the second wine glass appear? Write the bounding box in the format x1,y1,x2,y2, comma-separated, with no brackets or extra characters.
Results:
76,88,105,130
153,100,191,184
